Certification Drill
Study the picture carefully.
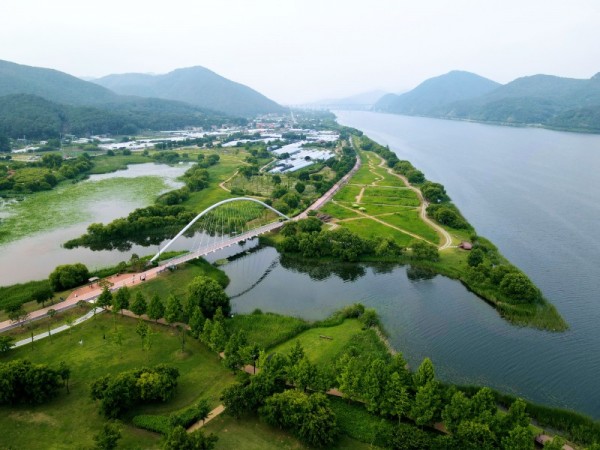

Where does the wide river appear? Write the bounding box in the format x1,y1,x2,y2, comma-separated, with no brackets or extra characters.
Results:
223,112,600,418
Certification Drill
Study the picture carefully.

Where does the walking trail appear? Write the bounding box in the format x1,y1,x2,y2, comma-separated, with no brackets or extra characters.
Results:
376,155,453,250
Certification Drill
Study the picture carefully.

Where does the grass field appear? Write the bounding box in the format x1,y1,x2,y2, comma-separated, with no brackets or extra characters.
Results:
324,148,440,246
0,314,235,450
203,414,376,450
270,319,365,368
129,259,229,303
341,219,416,246
227,312,309,350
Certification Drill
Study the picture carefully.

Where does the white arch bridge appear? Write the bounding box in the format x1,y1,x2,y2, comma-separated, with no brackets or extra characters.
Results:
150,197,290,266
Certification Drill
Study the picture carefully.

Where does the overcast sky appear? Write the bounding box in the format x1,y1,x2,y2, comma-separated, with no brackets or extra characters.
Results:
1,0,599,104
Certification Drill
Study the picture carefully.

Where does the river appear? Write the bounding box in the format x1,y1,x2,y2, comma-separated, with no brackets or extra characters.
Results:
223,112,600,418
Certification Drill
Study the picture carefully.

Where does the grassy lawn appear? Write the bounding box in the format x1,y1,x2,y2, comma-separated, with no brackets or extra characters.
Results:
270,319,365,368
342,219,416,247
320,202,361,220
0,314,235,450
203,413,376,450
130,258,229,303
333,185,362,203
227,312,309,350
378,210,440,244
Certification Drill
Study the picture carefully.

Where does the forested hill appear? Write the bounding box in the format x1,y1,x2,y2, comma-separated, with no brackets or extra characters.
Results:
93,66,285,117
0,59,119,106
373,71,501,115
374,70,600,133
0,60,241,138
0,94,232,139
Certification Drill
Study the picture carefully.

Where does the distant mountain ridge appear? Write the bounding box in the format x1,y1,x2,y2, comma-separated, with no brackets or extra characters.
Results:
374,70,600,133
0,59,120,106
373,71,501,115
93,66,284,116
308,90,390,109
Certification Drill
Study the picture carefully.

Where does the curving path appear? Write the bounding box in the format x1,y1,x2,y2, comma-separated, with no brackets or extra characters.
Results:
376,156,453,250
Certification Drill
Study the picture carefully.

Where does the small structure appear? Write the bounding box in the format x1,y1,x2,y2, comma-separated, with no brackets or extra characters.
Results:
459,241,473,250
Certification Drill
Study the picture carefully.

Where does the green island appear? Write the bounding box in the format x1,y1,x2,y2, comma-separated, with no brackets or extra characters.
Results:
0,113,585,450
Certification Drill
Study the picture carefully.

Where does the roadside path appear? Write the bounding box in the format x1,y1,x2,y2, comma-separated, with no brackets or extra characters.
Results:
376,156,453,250
187,405,226,432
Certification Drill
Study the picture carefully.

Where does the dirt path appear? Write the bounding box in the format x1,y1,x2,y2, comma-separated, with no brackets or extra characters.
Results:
355,187,365,204
376,156,453,250
187,405,225,432
333,201,437,245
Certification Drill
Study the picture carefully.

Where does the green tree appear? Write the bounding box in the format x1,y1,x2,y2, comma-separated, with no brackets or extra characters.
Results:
130,292,147,316
163,425,217,450
289,357,319,392
363,358,388,413
500,272,540,303
8,306,29,327
468,248,485,267
544,436,567,450
147,294,165,323
186,276,230,319
501,425,534,450
384,372,411,422
32,285,54,307
136,320,149,350
336,354,363,402
58,361,71,394
165,294,182,325
46,308,57,339
209,321,227,353
189,308,205,338
501,398,530,434
49,263,90,291
442,391,471,434
0,335,15,354
96,287,113,310
413,357,435,388
453,420,496,450
112,287,130,315
260,390,338,448
93,421,122,450
224,331,247,373
294,182,305,193
200,318,213,346
411,381,442,427
411,241,440,261
288,340,305,366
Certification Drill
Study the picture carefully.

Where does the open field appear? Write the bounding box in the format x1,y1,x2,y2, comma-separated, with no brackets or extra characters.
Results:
0,313,235,449
341,218,416,246
129,258,229,303
271,319,365,367
227,311,309,349
203,414,376,450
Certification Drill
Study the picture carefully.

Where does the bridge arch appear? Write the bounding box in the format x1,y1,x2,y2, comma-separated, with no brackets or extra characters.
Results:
151,197,290,262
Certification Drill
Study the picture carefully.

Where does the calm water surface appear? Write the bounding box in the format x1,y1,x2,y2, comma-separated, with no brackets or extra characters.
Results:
0,163,190,284
224,113,600,418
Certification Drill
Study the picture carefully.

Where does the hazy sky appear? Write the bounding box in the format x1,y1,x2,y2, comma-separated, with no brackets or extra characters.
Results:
1,0,599,104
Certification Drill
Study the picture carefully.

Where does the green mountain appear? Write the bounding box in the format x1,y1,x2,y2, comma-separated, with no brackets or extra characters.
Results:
0,59,120,106
0,60,240,138
440,74,600,132
374,70,600,133
93,66,284,116
0,94,231,139
373,71,500,115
